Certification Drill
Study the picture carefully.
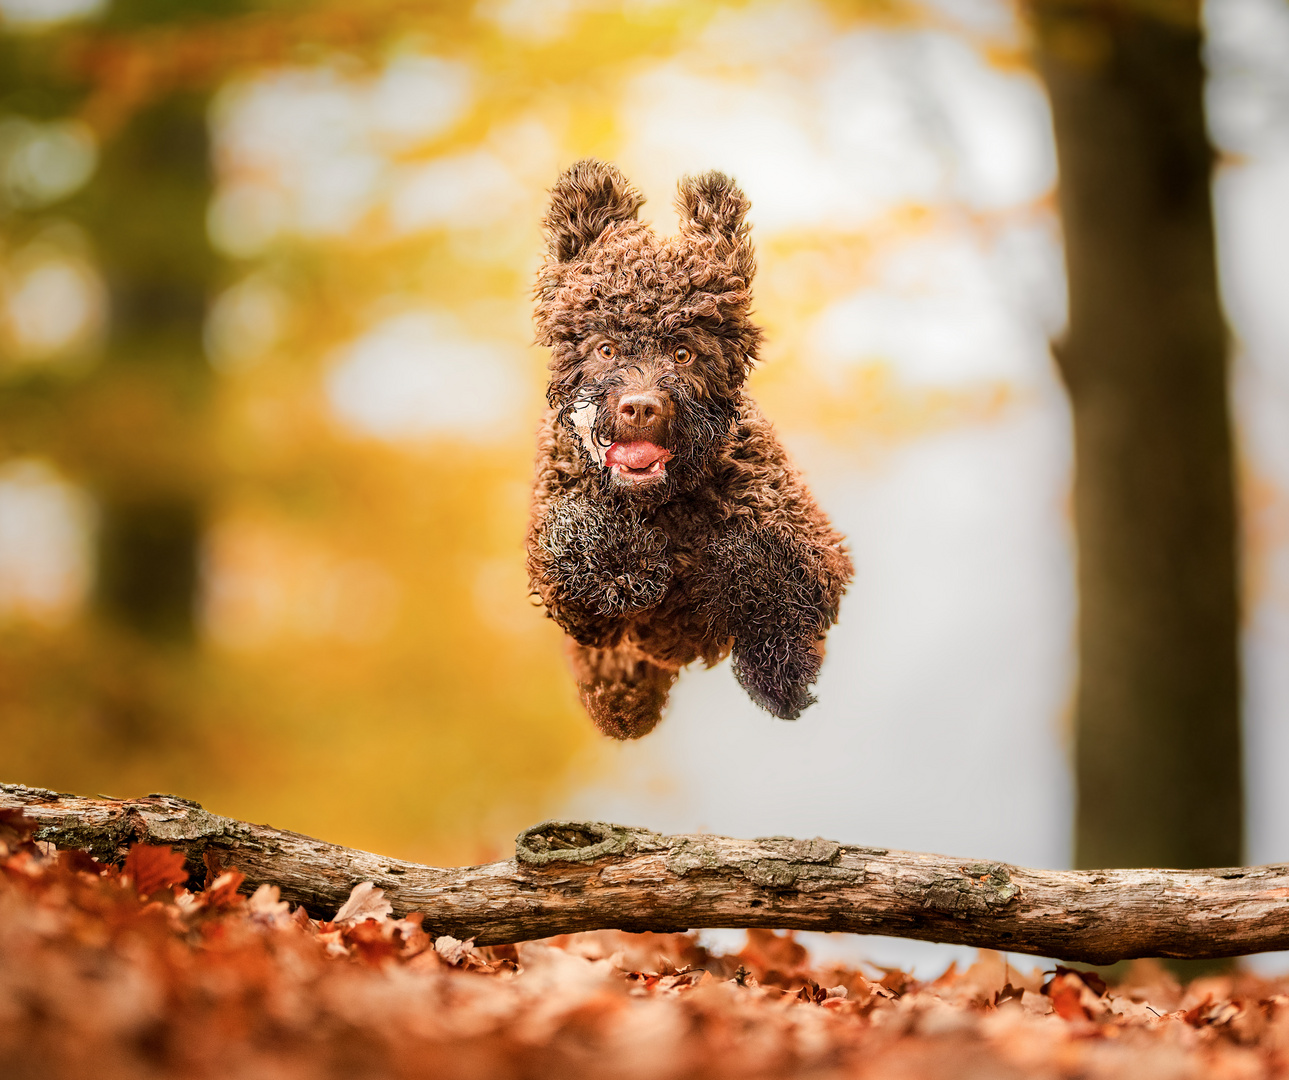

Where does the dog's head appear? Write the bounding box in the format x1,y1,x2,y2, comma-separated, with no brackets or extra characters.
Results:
534,160,762,501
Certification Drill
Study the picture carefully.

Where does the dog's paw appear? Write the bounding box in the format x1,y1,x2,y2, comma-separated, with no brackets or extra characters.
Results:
730,637,821,721
538,496,672,617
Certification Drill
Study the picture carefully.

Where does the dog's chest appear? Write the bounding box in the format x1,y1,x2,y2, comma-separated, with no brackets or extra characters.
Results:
646,498,723,580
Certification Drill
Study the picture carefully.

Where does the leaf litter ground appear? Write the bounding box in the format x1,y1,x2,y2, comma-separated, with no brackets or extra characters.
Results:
1,810,1286,1079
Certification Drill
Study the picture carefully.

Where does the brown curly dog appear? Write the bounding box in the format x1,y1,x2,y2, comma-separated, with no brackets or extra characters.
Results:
527,159,853,739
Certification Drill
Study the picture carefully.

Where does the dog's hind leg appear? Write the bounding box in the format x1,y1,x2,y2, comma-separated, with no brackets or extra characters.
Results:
565,641,677,740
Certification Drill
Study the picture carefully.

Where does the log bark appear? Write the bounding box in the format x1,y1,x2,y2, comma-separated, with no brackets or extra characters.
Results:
3,784,1286,966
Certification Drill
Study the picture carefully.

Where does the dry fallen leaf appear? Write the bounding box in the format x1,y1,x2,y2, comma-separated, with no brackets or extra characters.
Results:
120,844,188,899
332,880,392,926
0,810,40,854
246,883,291,926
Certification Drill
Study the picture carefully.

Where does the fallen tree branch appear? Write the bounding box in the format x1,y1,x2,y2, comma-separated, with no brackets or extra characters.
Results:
3,783,1286,965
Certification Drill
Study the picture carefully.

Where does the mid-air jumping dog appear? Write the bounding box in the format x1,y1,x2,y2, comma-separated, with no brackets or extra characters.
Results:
527,160,853,739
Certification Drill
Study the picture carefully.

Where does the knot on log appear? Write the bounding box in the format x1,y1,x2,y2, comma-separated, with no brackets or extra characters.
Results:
915,862,1022,918
665,835,863,892
9,786,254,868
135,796,236,844
515,820,646,865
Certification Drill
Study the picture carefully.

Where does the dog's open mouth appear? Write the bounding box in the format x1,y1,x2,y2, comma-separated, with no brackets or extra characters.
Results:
605,441,672,483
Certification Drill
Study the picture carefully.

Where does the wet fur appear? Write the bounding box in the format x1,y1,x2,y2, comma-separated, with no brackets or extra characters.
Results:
528,160,853,738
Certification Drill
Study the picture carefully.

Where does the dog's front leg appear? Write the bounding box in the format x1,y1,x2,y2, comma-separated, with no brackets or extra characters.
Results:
527,494,673,645
700,524,847,720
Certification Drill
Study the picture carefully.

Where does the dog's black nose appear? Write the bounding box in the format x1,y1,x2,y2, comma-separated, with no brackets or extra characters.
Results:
618,391,667,425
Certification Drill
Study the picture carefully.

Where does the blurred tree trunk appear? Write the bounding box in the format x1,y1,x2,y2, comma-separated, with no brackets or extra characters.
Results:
1033,1,1242,870
0,3,241,644
81,95,215,643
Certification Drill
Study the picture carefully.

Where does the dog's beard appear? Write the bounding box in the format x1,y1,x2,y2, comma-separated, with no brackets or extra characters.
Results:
555,377,736,501
663,386,737,491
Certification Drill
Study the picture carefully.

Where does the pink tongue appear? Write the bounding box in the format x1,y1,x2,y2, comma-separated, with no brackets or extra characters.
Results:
606,441,670,470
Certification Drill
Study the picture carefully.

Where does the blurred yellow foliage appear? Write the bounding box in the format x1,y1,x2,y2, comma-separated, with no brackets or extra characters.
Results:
0,0,1050,864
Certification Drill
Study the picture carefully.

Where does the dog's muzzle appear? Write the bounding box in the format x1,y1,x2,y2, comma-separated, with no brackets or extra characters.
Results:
568,398,674,487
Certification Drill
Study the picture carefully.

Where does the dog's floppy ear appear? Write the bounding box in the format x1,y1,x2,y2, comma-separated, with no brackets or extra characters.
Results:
676,170,754,282
543,159,645,262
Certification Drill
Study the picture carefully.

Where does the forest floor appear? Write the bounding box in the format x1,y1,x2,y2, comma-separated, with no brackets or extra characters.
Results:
1,810,1285,1079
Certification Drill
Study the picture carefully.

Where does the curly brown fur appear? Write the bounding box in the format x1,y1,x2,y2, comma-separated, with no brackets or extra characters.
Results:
528,159,853,738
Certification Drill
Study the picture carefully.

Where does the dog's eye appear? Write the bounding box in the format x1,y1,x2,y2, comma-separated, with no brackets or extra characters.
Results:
673,346,693,365
596,342,616,360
